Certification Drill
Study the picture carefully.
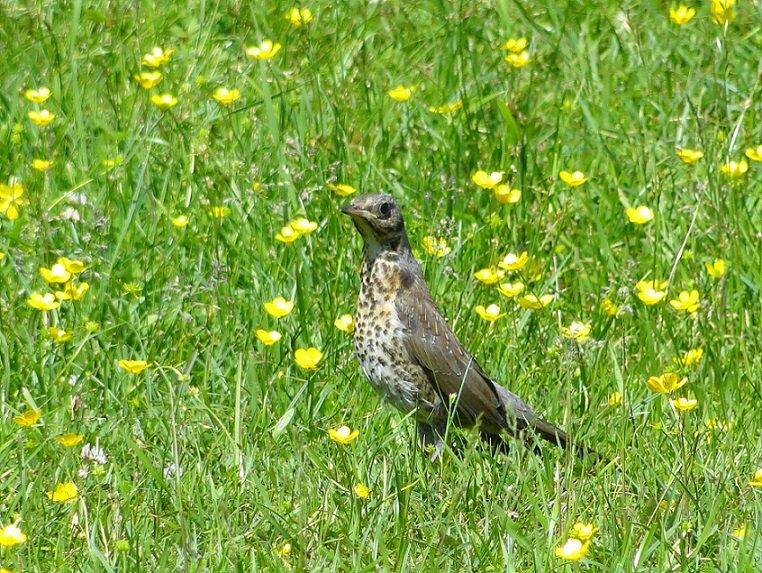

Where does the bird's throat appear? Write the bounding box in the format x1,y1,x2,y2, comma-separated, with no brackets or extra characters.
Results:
361,232,411,264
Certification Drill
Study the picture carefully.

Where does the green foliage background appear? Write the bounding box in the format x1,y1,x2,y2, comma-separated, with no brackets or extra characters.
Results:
0,0,761,570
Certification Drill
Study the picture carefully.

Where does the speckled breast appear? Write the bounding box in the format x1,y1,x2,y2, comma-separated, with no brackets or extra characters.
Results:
353,254,442,419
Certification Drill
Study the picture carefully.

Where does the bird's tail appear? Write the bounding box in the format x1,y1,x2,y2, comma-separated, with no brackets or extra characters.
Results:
531,417,569,449
530,416,602,459
493,384,594,458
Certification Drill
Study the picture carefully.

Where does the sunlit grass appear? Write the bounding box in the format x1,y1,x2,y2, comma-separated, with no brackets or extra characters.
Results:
0,0,761,570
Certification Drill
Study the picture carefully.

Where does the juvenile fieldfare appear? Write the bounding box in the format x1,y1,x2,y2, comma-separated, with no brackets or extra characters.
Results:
342,193,580,459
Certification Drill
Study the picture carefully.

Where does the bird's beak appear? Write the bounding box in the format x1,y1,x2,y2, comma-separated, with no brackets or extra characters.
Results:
340,204,362,217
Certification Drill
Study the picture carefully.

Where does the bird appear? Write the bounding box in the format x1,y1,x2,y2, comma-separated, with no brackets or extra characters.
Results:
341,192,581,460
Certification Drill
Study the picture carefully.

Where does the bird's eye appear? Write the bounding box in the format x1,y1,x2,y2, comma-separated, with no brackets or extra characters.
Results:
378,202,392,218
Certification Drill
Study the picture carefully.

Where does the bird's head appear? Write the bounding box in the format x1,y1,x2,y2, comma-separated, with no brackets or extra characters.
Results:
341,193,408,254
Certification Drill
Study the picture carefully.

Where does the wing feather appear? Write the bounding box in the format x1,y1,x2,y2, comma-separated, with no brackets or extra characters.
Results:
395,285,510,431
393,270,577,452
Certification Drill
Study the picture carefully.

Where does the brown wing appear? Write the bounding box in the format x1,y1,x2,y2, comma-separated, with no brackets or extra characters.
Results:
395,283,511,432
395,277,576,452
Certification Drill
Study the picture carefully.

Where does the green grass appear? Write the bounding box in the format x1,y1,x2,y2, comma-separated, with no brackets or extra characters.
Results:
1,0,761,570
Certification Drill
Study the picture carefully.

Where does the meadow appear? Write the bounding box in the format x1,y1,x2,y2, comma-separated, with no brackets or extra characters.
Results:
1,0,761,571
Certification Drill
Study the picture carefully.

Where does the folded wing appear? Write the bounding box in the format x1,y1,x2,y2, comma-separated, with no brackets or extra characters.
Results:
395,285,522,433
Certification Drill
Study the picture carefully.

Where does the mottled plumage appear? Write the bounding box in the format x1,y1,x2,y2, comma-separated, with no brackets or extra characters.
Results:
342,193,576,458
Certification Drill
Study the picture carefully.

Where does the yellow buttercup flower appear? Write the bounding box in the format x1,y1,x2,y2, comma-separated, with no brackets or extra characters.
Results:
501,37,528,52
289,218,318,235
275,217,318,243
256,329,282,346
150,93,178,110
334,314,355,333
517,293,553,310
264,297,294,318
46,482,78,503
353,483,370,499
285,7,313,26
745,145,762,162
669,290,700,314
669,5,696,25
674,348,703,368
705,259,726,279
27,292,60,311
123,282,142,295
671,397,698,412
388,85,414,102
494,184,521,204
141,46,173,67
13,409,41,427
118,359,150,374
171,215,189,228
559,170,587,187
601,297,618,317
0,180,26,220
422,236,452,257
428,100,462,114
32,158,53,171
638,288,666,305
275,225,300,243
294,347,323,370
47,327,73,343
328,425,359,445
133,71,162,89
474,268,505,285
24,86,51,103
676,148,703,164
28,109,56,127
570,522,598,542
608,391,622,406
246,40,281,60
731,524,746,540
55,433,84,447
209,206,230,218
555,538,589,561
711,0,735,25
57,257,85,274
498,281,525,298
636,279,668,305
636,279,668,292
720,160,748,179
40,263,71,284
505,50,531,68
561,321,592,343
328,183,356,197
0,523,27,547
646,372,687,394
212,87,240,106
474,304,504,322
626,206,654,224
471,170,504,189
498,251,528,271
102,156,124,168
749,469,762,487
55,281,89,301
